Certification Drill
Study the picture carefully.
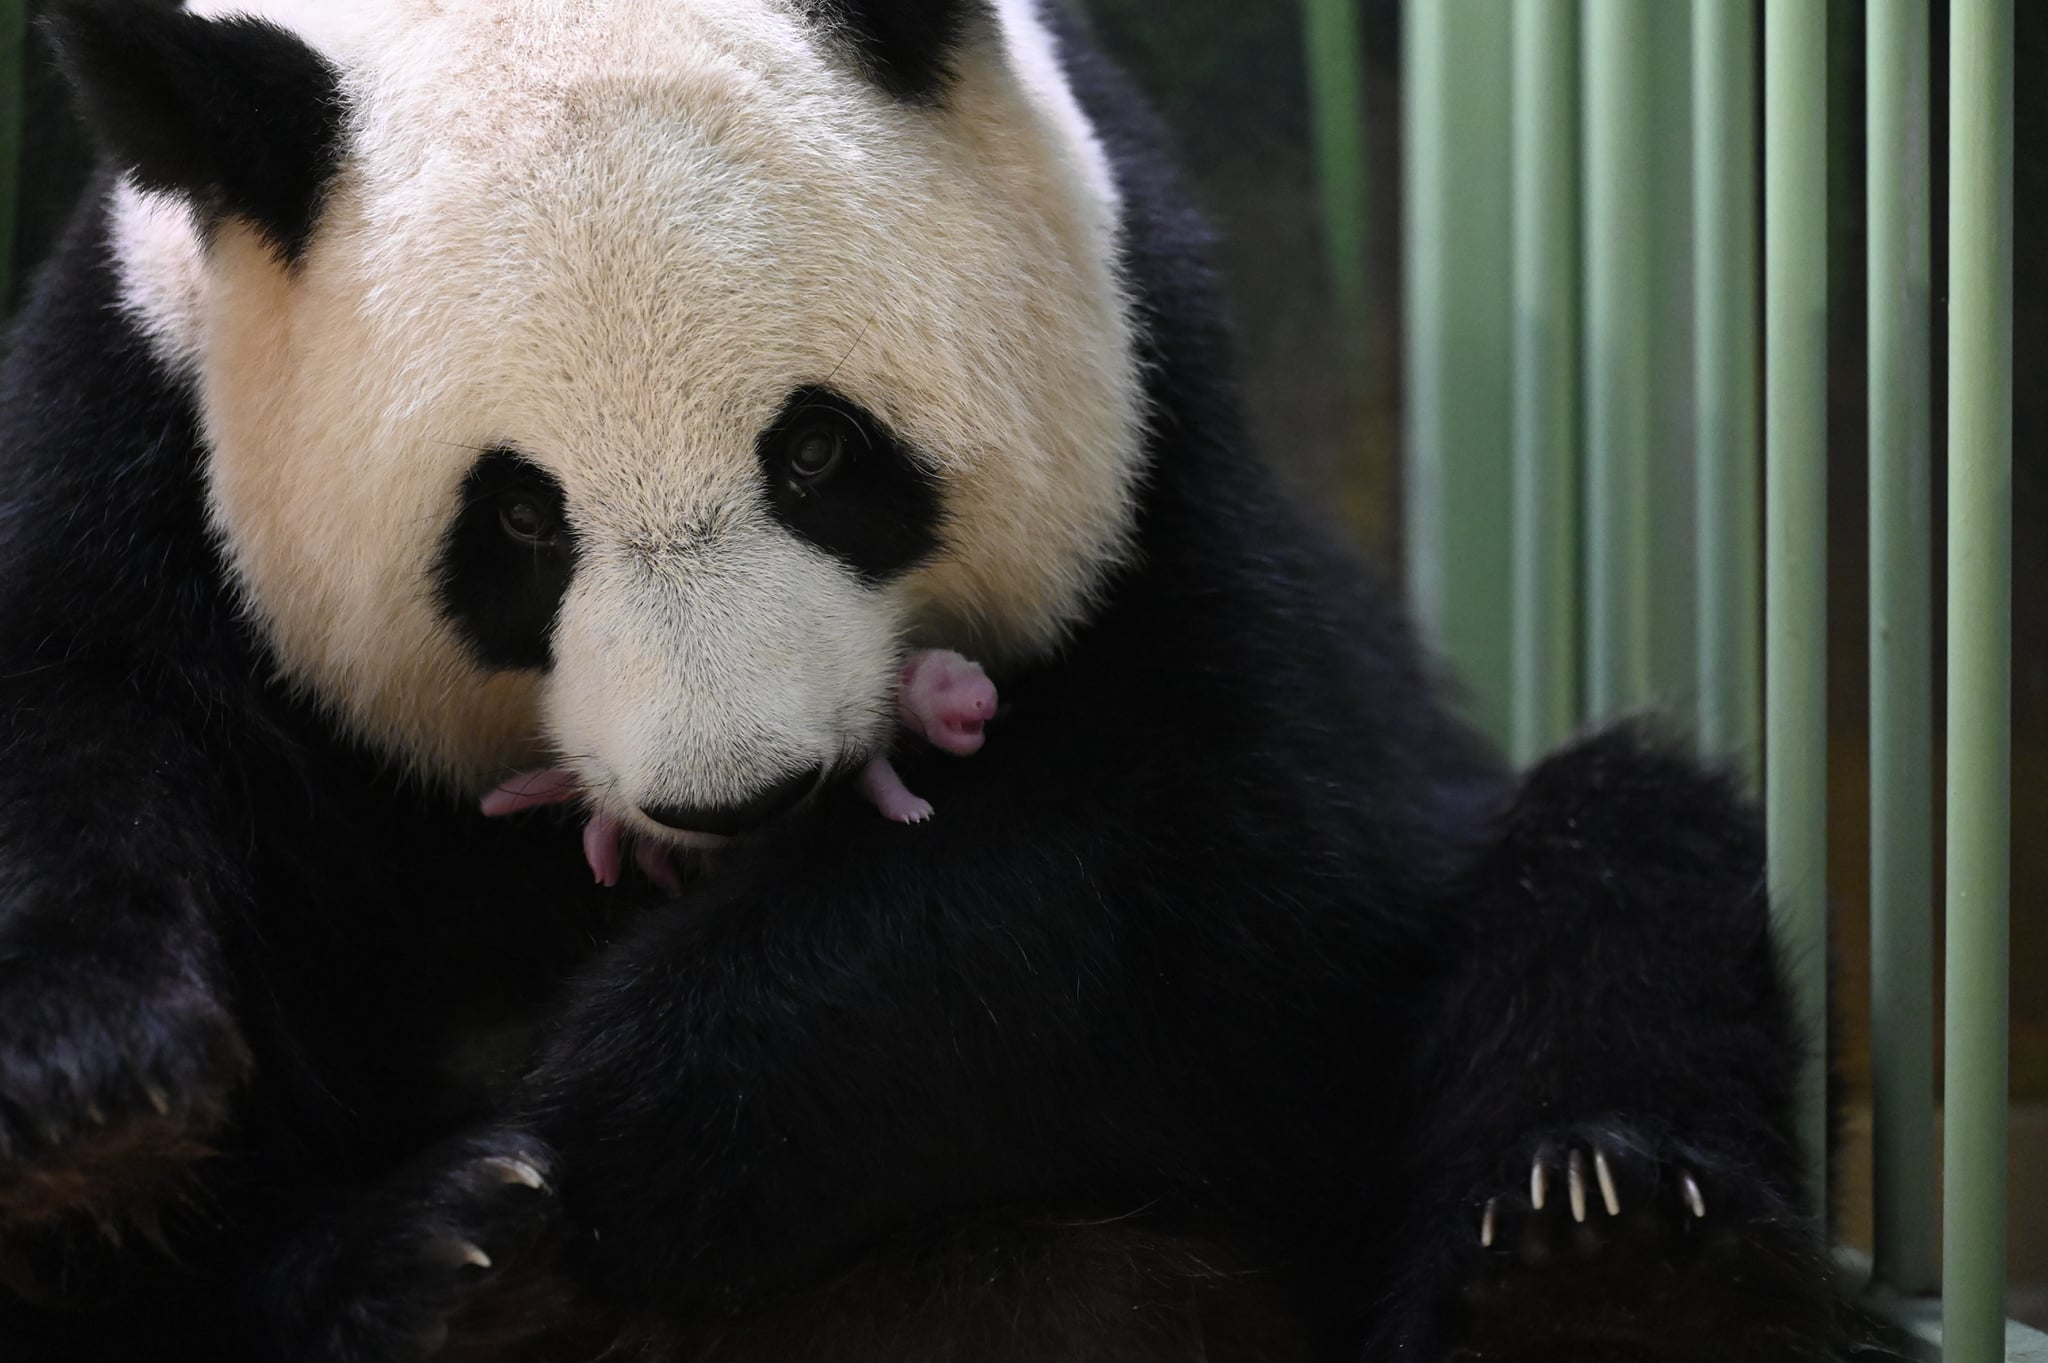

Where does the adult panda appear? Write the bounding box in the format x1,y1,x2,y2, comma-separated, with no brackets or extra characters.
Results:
0,0,1849,1358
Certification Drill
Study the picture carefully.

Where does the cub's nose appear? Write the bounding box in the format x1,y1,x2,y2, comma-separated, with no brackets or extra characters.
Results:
641,765,822,836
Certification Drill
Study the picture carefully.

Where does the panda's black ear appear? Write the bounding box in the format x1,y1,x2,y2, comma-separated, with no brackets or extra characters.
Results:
811,0,990,104
43,0,347,266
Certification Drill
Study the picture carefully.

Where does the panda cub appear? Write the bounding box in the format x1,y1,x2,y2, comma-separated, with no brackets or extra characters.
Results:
0,0,1852,1360
484,648,996,887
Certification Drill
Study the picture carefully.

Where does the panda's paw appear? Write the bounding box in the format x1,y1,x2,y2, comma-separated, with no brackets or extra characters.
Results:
280,1130,563,1363
0,945,248,1233
1470,1125,1707,1272
1431,1123,1840,1361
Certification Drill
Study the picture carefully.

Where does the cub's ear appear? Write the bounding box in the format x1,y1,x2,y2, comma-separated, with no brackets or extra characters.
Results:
810,0,990,104
43,0,347,265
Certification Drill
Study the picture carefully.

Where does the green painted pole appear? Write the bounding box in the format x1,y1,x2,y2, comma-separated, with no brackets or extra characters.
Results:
1509,0,1579,765
1763,2,1829,1201
1303,0,1371,369
1692,0,1760,776
1942,0,2012,1356
1579,0,1652,719
0,0,27,313
1866,0,1938,1298
1403,1,1515,747
1642,3,1696,727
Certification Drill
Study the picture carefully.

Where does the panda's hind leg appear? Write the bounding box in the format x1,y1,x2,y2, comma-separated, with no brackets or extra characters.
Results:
1367,725,1853,1361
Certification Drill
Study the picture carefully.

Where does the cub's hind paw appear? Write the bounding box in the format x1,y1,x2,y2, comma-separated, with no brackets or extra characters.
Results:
275,1131,561,1363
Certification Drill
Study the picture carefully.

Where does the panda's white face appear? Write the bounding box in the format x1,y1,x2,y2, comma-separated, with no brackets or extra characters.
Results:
115,0,1141,835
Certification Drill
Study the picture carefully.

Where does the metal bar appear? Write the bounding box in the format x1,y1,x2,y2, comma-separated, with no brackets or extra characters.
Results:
1509,0,1579,764
1763,0,1830,1200
1866,0,1938,1298
1643,4,1697,728
1579,0,1652,718
1692,0,1760,774
1304,0,1371,367
0,0,28,313
1403,1,1515,747
1942,0,2013,1356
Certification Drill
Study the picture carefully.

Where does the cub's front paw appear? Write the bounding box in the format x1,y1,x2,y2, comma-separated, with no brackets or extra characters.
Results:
276,1131,563,1363
1441,1123,1839,1361
0,939,248,1231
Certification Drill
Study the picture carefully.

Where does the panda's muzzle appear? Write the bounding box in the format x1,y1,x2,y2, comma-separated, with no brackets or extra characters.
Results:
639,764,824,837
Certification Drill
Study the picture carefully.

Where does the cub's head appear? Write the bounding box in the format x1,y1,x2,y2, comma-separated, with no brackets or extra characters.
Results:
51,0,1142,840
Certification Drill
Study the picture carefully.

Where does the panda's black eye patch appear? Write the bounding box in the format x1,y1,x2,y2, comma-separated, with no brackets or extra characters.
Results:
436,451,577,672
759,387,940,582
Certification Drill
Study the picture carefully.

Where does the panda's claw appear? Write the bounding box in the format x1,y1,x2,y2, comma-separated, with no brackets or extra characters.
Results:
1682,1171,1706,1219
1593,1147,1621,1217
1566,1148,1588,1223
480,1155,548,1192
1529,1155,1549,1211
1480,1197,1499,1248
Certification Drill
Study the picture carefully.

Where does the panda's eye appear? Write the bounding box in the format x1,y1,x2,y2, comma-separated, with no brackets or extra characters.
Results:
498,493,557,546
757,386,940,582
780,411,856,484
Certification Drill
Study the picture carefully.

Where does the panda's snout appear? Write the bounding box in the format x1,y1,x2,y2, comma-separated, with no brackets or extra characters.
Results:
640,763,824,837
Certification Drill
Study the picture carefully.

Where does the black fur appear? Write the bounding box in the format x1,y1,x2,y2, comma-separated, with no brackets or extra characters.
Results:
41,0,346,264
435,452,580,672
758,387,943,582
805,0,984,104
0,8,1855,1363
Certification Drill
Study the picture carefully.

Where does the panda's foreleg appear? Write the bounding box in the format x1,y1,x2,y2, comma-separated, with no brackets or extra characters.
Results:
1366,724,1848,1361
0,676,251,1242
266,819,1320,1361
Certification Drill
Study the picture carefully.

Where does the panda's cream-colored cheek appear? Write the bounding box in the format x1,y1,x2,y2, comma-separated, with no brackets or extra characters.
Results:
194,222,553,785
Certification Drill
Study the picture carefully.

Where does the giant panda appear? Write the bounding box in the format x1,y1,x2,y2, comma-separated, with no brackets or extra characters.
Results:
0,1,1853,1359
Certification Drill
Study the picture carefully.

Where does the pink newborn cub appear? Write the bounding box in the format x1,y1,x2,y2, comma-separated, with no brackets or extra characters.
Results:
857,648,997,823
480,649,996,889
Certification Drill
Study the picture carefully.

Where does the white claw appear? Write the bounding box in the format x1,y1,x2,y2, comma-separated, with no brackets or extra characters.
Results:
456,1242,492,1270
143,1084,171,1117
1594,1148,1621,1217
1567,1149,1588,1223
1530,1157,1549,1211
483,1156,547,1191
1480,1198,1498,1248
1681,1173,1706,1219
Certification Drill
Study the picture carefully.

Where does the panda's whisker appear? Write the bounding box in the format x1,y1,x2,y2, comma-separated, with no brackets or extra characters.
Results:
820,312,878,389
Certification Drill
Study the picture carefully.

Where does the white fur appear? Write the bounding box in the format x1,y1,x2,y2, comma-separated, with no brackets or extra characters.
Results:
113,0,1143,824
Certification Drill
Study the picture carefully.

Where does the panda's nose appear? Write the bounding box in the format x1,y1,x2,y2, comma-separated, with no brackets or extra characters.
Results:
641,765,823,836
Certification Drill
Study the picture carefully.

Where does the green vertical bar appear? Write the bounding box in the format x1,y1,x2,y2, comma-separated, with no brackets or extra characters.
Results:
1509,1,1579,765
1642,4,1696,726
1866,0,1937,1298
0,0,27,312
1692,0,1760,774
1942,0,2012,1356
1763,1,1829,1200
1579,0,1652,718
1403,1,1514,747
1304,0,1370,368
